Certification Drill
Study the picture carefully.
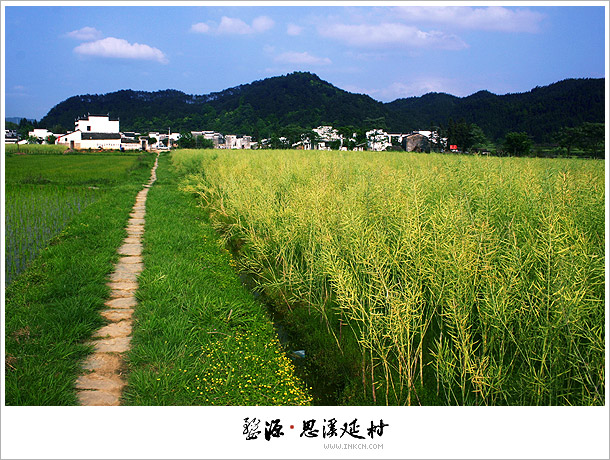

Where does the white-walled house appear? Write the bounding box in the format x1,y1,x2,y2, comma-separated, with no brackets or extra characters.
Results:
121,138,143,151
221,134,253,149
147,132,162,149
366,129,392,151
57,114,121,150
56,131,81,149
223,135,238,149
149,132,180,149
5,129,19,143
75,114,120,134
57,130,122,150
167,132,181,147
56,114,149,150
313,125,339,141
28,128,60,143
191,131,224,148
291,126,344,150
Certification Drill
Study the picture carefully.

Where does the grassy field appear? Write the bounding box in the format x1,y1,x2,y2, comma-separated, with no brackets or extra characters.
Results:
5,152,145,186
123,153,311,405
173,149,605,406
4,144,68,155
4,152,155,404
4,152,144,283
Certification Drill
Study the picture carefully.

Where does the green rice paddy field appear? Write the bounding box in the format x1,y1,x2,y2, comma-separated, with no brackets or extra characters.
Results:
4,153,145,283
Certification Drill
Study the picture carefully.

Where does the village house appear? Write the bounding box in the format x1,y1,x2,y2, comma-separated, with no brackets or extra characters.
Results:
366,129,392,151
312,125,341,150
147,132,163,149
57,114,121,150
27,128,61,144
292,139,313,150
120,131,148,151
148,131,180,149
191,130,224,148
166,132,181,148
60,131,123,150
292,125,346,150
5,129,19,144
56,114,148,150
221,134,254,149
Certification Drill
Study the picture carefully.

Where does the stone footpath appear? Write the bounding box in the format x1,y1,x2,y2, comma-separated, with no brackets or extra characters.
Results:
76,153,160,406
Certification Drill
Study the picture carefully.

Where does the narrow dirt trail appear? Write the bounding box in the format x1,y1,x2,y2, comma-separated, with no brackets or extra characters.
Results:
76,152,160,406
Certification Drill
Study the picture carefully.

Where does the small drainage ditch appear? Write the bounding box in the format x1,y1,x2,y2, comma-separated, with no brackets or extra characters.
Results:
239,273,346,405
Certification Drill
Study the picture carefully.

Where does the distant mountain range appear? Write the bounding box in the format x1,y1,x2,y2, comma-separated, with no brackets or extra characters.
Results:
38,72,604,143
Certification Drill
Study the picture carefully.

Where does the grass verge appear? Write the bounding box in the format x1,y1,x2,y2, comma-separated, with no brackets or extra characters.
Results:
122,153,312,406
4,153,155,405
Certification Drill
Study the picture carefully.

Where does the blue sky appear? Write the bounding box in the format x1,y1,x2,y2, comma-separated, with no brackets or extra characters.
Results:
3,3,607,120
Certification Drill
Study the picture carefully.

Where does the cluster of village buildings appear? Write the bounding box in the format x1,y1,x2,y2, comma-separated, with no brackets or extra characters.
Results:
5,114,447,152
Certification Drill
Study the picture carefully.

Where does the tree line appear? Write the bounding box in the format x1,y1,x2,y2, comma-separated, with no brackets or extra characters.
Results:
441,119,604,158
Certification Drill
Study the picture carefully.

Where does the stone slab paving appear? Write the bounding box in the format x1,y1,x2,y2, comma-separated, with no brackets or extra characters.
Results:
76,374,125,392
91,336,132,353
101,308,135,322
126,227,145,236
117,243,143,256
76,153,159,406
108,289,133,299
107,280,139,292
114,262,145,273
104,296,138,309
108,272,139,283
119,255,143,264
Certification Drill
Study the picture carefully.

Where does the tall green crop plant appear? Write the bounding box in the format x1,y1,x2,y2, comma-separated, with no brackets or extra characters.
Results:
174,149,605,406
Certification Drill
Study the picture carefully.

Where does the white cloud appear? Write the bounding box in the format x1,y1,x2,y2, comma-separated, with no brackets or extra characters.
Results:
345,77,473,102
66,26,103,41
377,80,459,100
74,37,168,64
319,23,467,50
286,23,303,36
217,16,252,34
393,6,544,33
252,16,274,33
274,51,331,66
6,85,30,98
193,16,274,35
190,22,210,34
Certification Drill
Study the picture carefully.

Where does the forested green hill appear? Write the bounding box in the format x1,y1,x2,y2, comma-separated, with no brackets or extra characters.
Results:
385,78,605,142
38,72,604,143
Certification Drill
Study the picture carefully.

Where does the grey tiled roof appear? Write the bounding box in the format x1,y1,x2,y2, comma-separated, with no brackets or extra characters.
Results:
81,132,122,140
